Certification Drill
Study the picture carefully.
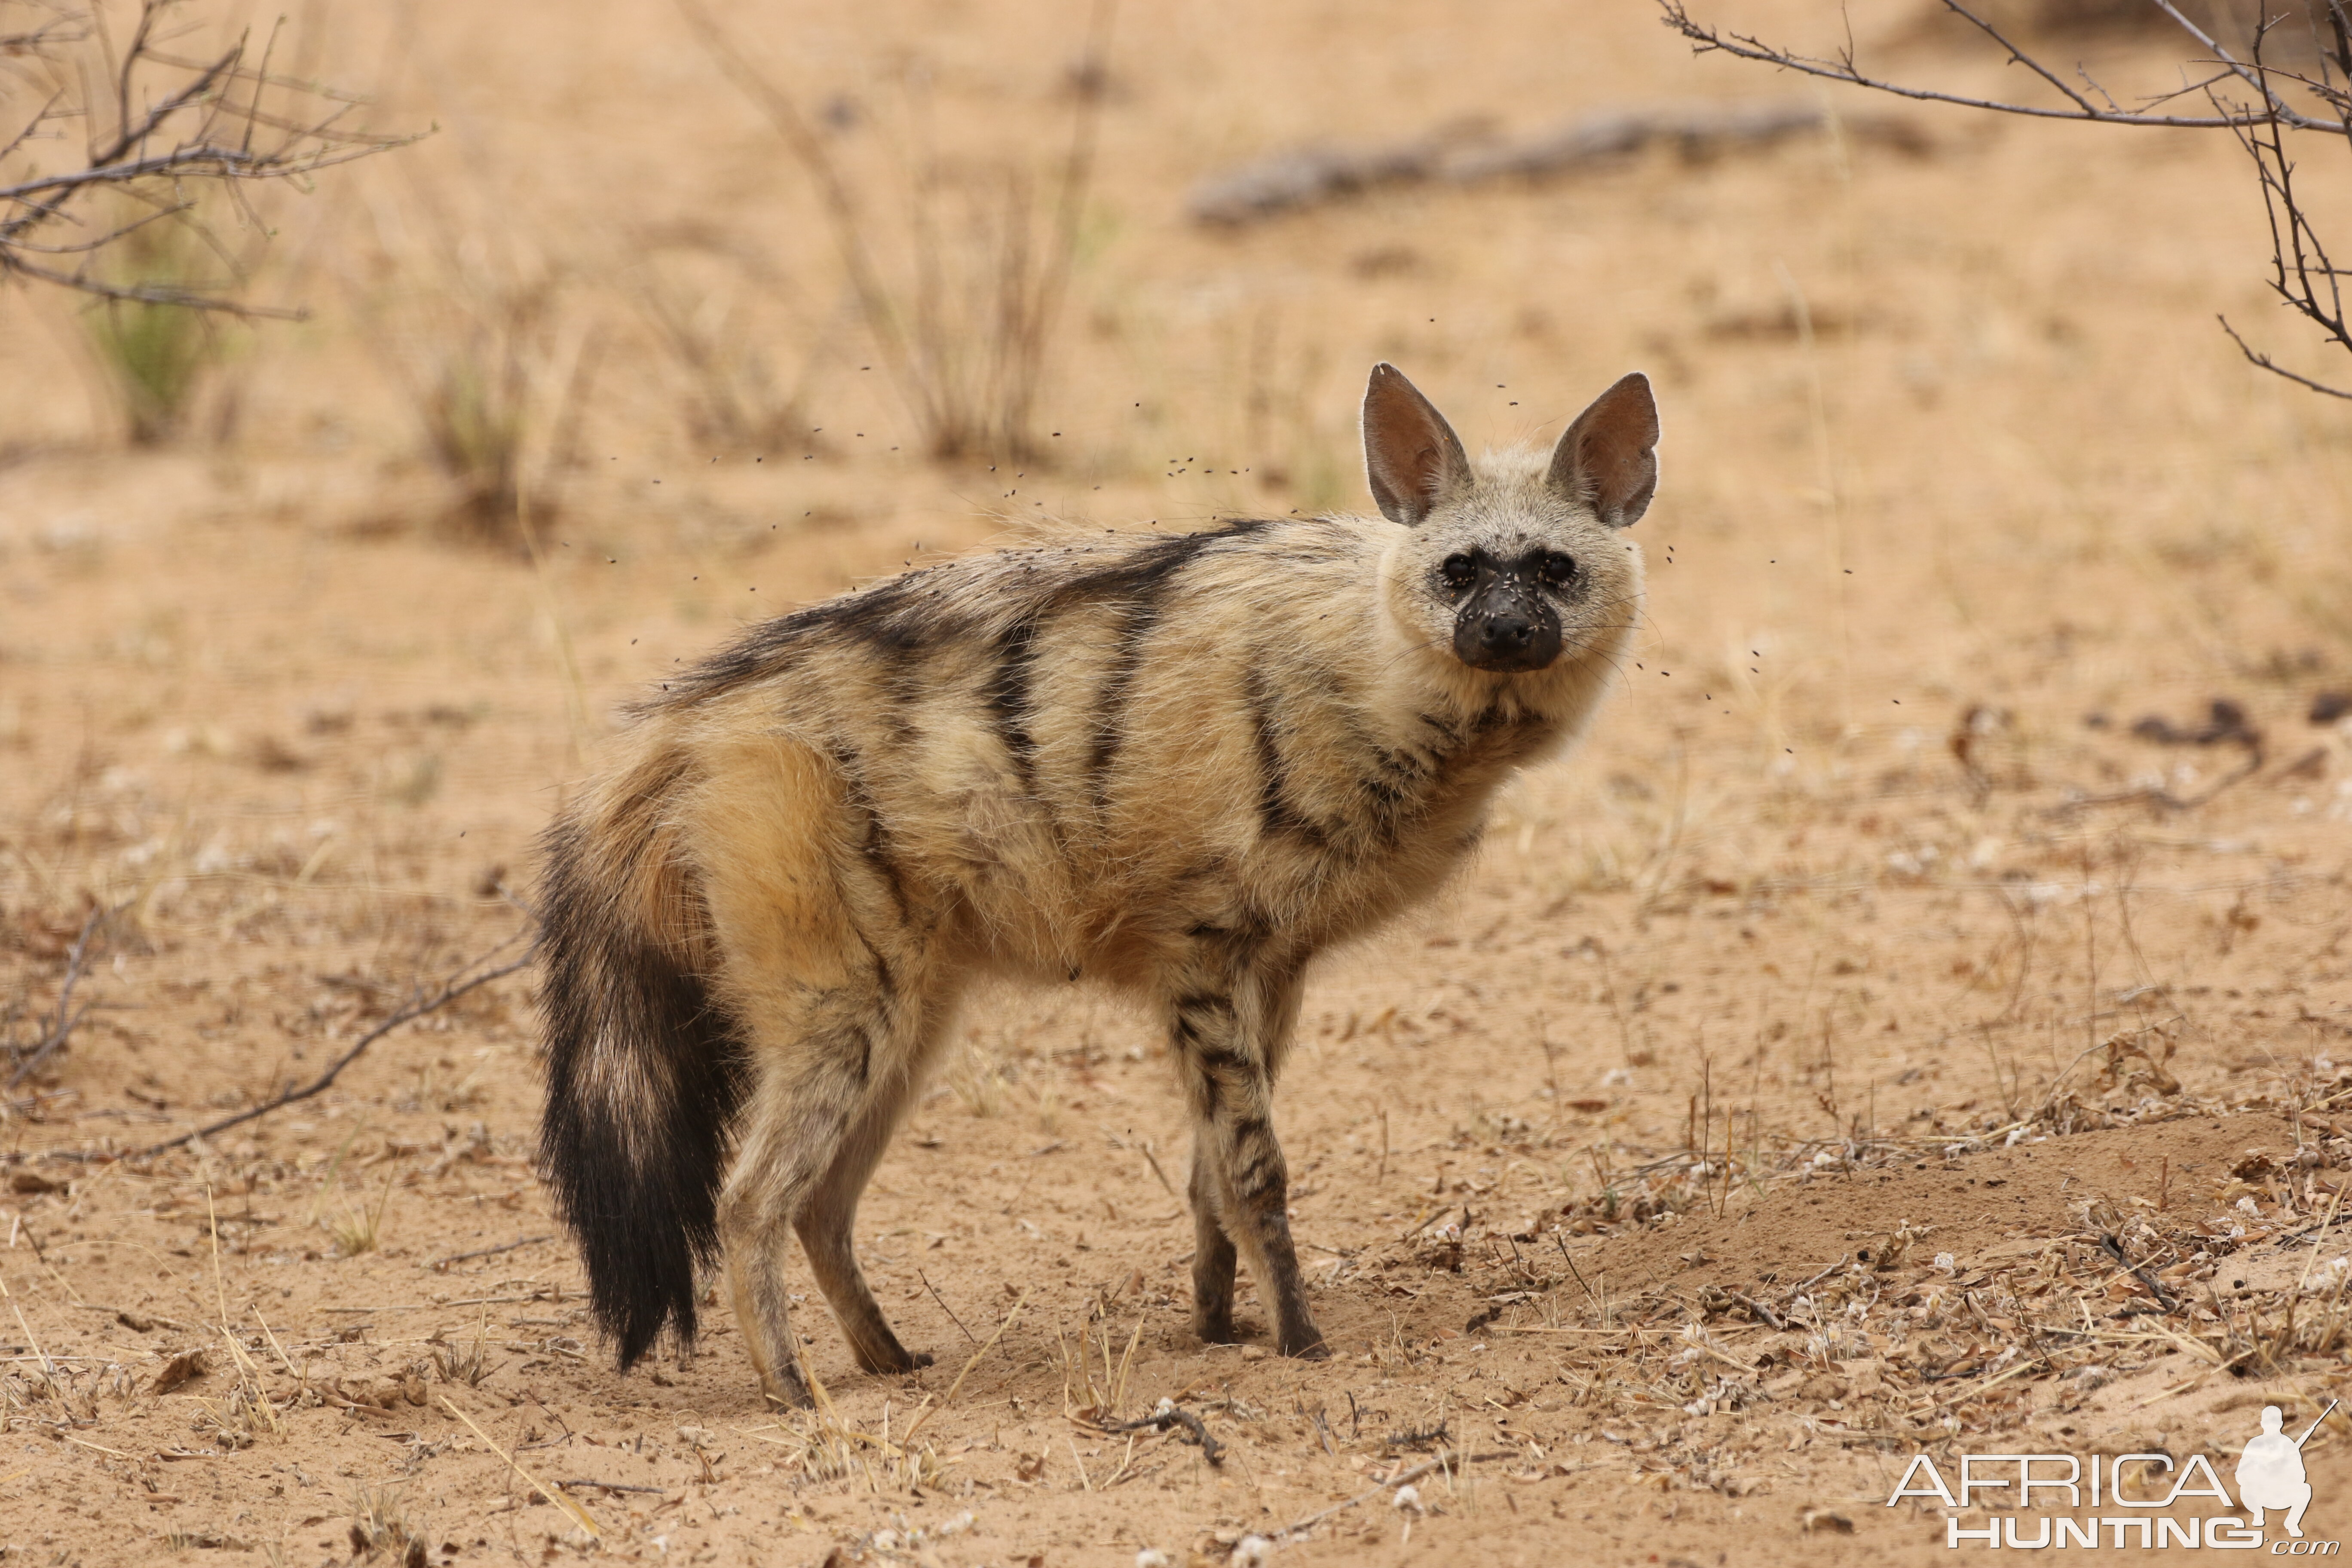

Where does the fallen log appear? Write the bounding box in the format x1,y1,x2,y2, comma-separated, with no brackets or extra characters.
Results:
1189,100,1929,226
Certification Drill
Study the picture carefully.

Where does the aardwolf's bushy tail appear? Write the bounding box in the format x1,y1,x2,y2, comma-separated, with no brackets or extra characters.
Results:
536,814,745,1368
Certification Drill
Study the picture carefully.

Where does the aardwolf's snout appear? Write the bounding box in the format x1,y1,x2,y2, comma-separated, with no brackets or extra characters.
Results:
1452,560,1565,672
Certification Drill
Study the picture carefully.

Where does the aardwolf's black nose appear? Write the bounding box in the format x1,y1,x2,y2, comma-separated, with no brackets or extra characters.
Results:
1455,584,1562,673
1482,614,1535,654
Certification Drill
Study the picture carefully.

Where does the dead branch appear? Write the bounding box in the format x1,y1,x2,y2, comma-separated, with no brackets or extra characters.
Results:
1661,0,2352,396
2223,16,2352,394
431,1234,553,1272
0,0,418,314
6,903,112,1089
2221,313,2352,396
127,939,530,1161
1657,0,2317,129
1099,1402,1226,1465
1189,100,1926,227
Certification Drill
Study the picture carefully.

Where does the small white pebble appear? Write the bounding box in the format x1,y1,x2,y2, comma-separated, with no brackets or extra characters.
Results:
1229,1535,1274,1566
1136,1552,1174,1568
1392,1483,1424,1513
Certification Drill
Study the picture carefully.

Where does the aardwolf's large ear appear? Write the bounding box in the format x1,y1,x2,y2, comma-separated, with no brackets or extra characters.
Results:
1547,372,1660,530
1363,363,1473,527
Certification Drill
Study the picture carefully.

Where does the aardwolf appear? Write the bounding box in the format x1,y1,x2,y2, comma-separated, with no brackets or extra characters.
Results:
538,362,1657,1407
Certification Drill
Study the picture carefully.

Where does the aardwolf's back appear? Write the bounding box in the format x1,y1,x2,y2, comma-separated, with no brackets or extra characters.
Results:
642,512,1583,974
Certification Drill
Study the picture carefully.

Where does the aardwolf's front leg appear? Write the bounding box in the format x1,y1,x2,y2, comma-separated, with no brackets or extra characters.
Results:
1173,977,1326,1359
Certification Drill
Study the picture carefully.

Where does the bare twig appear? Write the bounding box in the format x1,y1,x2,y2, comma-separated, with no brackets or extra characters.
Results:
1139,1139,1181,1201
2220,314,2352,398
128,940,530,1161
899,1287,1032,1446
919,1268,978,1347
1657,0,2310,129
1271,1449,1476,1542
1099,1403,1226,1466
441,1396,600,1537
431,1234,554,1273
8,903,114,1089
2050,745,2266,815
0,1,418,313
1660,0,2352,396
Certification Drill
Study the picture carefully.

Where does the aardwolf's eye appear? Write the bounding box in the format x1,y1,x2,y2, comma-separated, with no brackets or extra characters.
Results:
1439,553,1478,594
1537,550,1577,588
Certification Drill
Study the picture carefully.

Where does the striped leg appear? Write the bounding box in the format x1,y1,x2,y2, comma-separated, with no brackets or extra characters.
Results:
720,1043,856,1411
693,732,948,1405
1188,1140,1240,1343
795,1057,938,1376
1172,971,1326,1359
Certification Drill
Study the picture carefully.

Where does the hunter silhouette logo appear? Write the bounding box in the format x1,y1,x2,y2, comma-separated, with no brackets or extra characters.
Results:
1889,1399,2343,1550
2241,1402,2334,1540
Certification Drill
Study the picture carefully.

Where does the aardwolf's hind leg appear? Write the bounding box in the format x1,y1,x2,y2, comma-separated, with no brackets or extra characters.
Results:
722,987,941,1405
697,733,934,1406
720,1043,863,1411
796,1060,939,1375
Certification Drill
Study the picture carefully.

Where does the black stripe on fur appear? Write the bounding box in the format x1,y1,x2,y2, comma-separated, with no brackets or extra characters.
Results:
1078,534,1223,804
985,615,1044,792
645,519,1274,712
536,821,747,1370
829,740,914,921
1245,668,1329,848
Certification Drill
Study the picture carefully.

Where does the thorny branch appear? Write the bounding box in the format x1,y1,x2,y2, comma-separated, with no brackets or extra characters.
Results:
0,0,416,315
127,936,531,1161
1660,0,2352,396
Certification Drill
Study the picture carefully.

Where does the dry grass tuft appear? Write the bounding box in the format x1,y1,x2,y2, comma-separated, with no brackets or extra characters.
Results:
346,1483,429,1567
82,214,236,446
430,1312,502,1388
681,0,1113,462
328,1171,398,1257
413,279,561,540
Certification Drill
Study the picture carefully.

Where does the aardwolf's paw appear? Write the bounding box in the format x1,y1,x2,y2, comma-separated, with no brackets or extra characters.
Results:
1277,1328,1332,1360
856,1342,934,1375
1192,1309,1238,1346
760,1368,816,1412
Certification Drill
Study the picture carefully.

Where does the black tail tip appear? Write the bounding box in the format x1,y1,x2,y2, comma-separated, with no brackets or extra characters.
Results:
571,1213,704,1372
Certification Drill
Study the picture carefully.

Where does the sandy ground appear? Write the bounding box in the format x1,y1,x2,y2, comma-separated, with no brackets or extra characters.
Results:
5,0,2352,1562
